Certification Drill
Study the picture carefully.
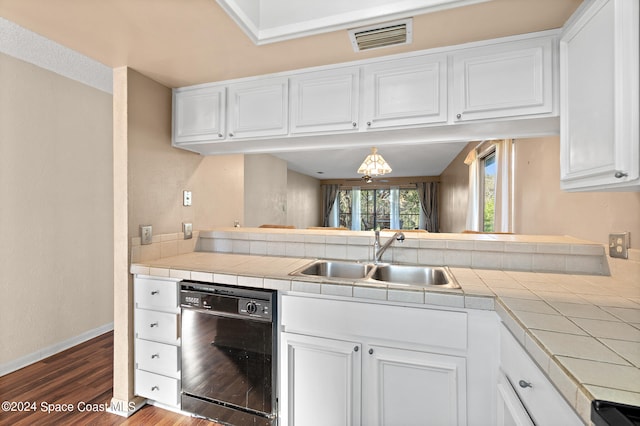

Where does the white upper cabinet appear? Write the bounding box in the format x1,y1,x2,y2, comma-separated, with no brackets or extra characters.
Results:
363,54,447,128
451,36,555,122
172,85,225,145
171,31,560,152
290,67,360,134
227,77,289,139
560,0,639,191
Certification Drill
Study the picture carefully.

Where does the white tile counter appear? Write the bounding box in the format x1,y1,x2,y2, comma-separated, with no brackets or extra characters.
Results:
131,251,640,424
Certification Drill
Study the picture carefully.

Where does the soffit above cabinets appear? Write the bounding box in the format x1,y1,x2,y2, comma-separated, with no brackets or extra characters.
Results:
216,0,491,45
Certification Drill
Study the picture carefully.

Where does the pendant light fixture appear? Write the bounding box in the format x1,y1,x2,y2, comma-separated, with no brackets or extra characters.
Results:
357,147,392,182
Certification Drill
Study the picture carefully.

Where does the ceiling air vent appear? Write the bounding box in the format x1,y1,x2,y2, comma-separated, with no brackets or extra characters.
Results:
349,18,413,52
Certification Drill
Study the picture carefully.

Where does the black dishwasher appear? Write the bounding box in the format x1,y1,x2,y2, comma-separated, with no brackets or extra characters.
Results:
180,281,277,426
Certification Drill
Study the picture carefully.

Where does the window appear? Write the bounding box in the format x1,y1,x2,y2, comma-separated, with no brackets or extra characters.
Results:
465,140,512,233
480,149,497,232
338,187,420,231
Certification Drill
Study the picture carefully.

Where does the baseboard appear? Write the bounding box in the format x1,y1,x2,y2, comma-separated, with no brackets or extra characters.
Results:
0,322,114,377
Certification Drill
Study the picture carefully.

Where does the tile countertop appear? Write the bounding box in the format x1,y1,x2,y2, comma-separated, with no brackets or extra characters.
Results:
130,252,640,424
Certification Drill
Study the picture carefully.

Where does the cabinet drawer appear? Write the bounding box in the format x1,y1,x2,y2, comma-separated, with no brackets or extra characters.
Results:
135,309,179,344
134,277,179,311
500,324,582,425
135,369,180,407
282,295,467,351
135,338,180,378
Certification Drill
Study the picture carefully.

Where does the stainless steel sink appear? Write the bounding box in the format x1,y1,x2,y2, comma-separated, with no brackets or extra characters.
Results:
291,260,460,289
368,264,460,289
292,260,374,279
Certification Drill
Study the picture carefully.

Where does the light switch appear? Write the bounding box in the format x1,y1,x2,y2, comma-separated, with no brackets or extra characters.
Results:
183,190,192,206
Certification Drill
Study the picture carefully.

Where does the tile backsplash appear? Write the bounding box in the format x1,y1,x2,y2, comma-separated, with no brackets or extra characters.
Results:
130,231,199,263
196,228,612,275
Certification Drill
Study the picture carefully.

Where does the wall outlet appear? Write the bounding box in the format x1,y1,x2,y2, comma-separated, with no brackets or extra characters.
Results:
183,222,193,240
183,190,192,206
140,225,153,245
609,232,630,259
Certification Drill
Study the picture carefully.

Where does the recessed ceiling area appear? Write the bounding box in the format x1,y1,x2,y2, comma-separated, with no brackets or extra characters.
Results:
272,142,469,180
216,0,490,44
0,0,582,88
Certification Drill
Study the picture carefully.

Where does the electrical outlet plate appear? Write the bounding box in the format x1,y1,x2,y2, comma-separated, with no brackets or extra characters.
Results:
609,232,630,259
183,222,193,240
140,225,153,245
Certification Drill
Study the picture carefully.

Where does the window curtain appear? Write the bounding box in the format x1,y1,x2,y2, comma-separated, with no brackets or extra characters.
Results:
494,139,513,233
351,187,361,230
464,148,481,231
390,186,400,229
417,182,440,232
321,184,339,227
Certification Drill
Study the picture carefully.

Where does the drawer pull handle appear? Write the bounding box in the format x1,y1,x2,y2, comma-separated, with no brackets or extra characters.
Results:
150,322,159,328
354,346,359,352
151,386,159,391
518,380,532,389
151,353,160,359
369,348,374,355
615,171,628,178
151,290,159,295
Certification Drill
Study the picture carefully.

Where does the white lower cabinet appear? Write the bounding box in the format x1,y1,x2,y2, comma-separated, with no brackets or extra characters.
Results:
363,345,466,426
496,372,534,426
133,275,181,408
279,294,497,426
499,324,583,426
281,333,362,426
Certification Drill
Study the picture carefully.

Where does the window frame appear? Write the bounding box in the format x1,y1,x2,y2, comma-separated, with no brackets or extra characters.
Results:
479,146,497,232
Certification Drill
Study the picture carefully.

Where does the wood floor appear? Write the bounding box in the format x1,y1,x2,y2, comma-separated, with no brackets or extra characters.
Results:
0,331,216,425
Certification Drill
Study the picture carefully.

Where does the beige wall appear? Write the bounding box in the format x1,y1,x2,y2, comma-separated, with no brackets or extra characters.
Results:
439,136,640,248
244,154,289,227
439,142,475,233
0,52,113,366
127,69,244,237
286,170,321,229
514,136,640,248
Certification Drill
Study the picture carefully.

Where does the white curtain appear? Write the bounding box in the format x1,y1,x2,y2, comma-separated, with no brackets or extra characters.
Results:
328,197,339,227
465,148,481,231
389,186,400,229
351,187,361,231
494,139,513,232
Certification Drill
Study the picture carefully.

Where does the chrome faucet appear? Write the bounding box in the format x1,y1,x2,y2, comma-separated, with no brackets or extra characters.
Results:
373,230,405,263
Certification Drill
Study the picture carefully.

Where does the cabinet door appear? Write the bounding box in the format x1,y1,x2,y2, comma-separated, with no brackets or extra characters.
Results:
280,333,361,426
227,77,288,139
496,372,534,426
173,86,225,144
560,0,639,191
451,36,554,122
363,55,447,129
290,67,360,134
363,345,467,426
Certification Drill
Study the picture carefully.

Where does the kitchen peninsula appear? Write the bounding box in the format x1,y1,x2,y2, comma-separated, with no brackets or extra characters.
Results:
130,228,640,425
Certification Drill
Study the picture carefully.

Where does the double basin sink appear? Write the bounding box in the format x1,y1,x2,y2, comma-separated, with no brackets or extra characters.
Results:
290,259,461,289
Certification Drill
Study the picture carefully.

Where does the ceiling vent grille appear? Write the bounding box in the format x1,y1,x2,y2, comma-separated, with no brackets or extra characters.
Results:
349,18,413,52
